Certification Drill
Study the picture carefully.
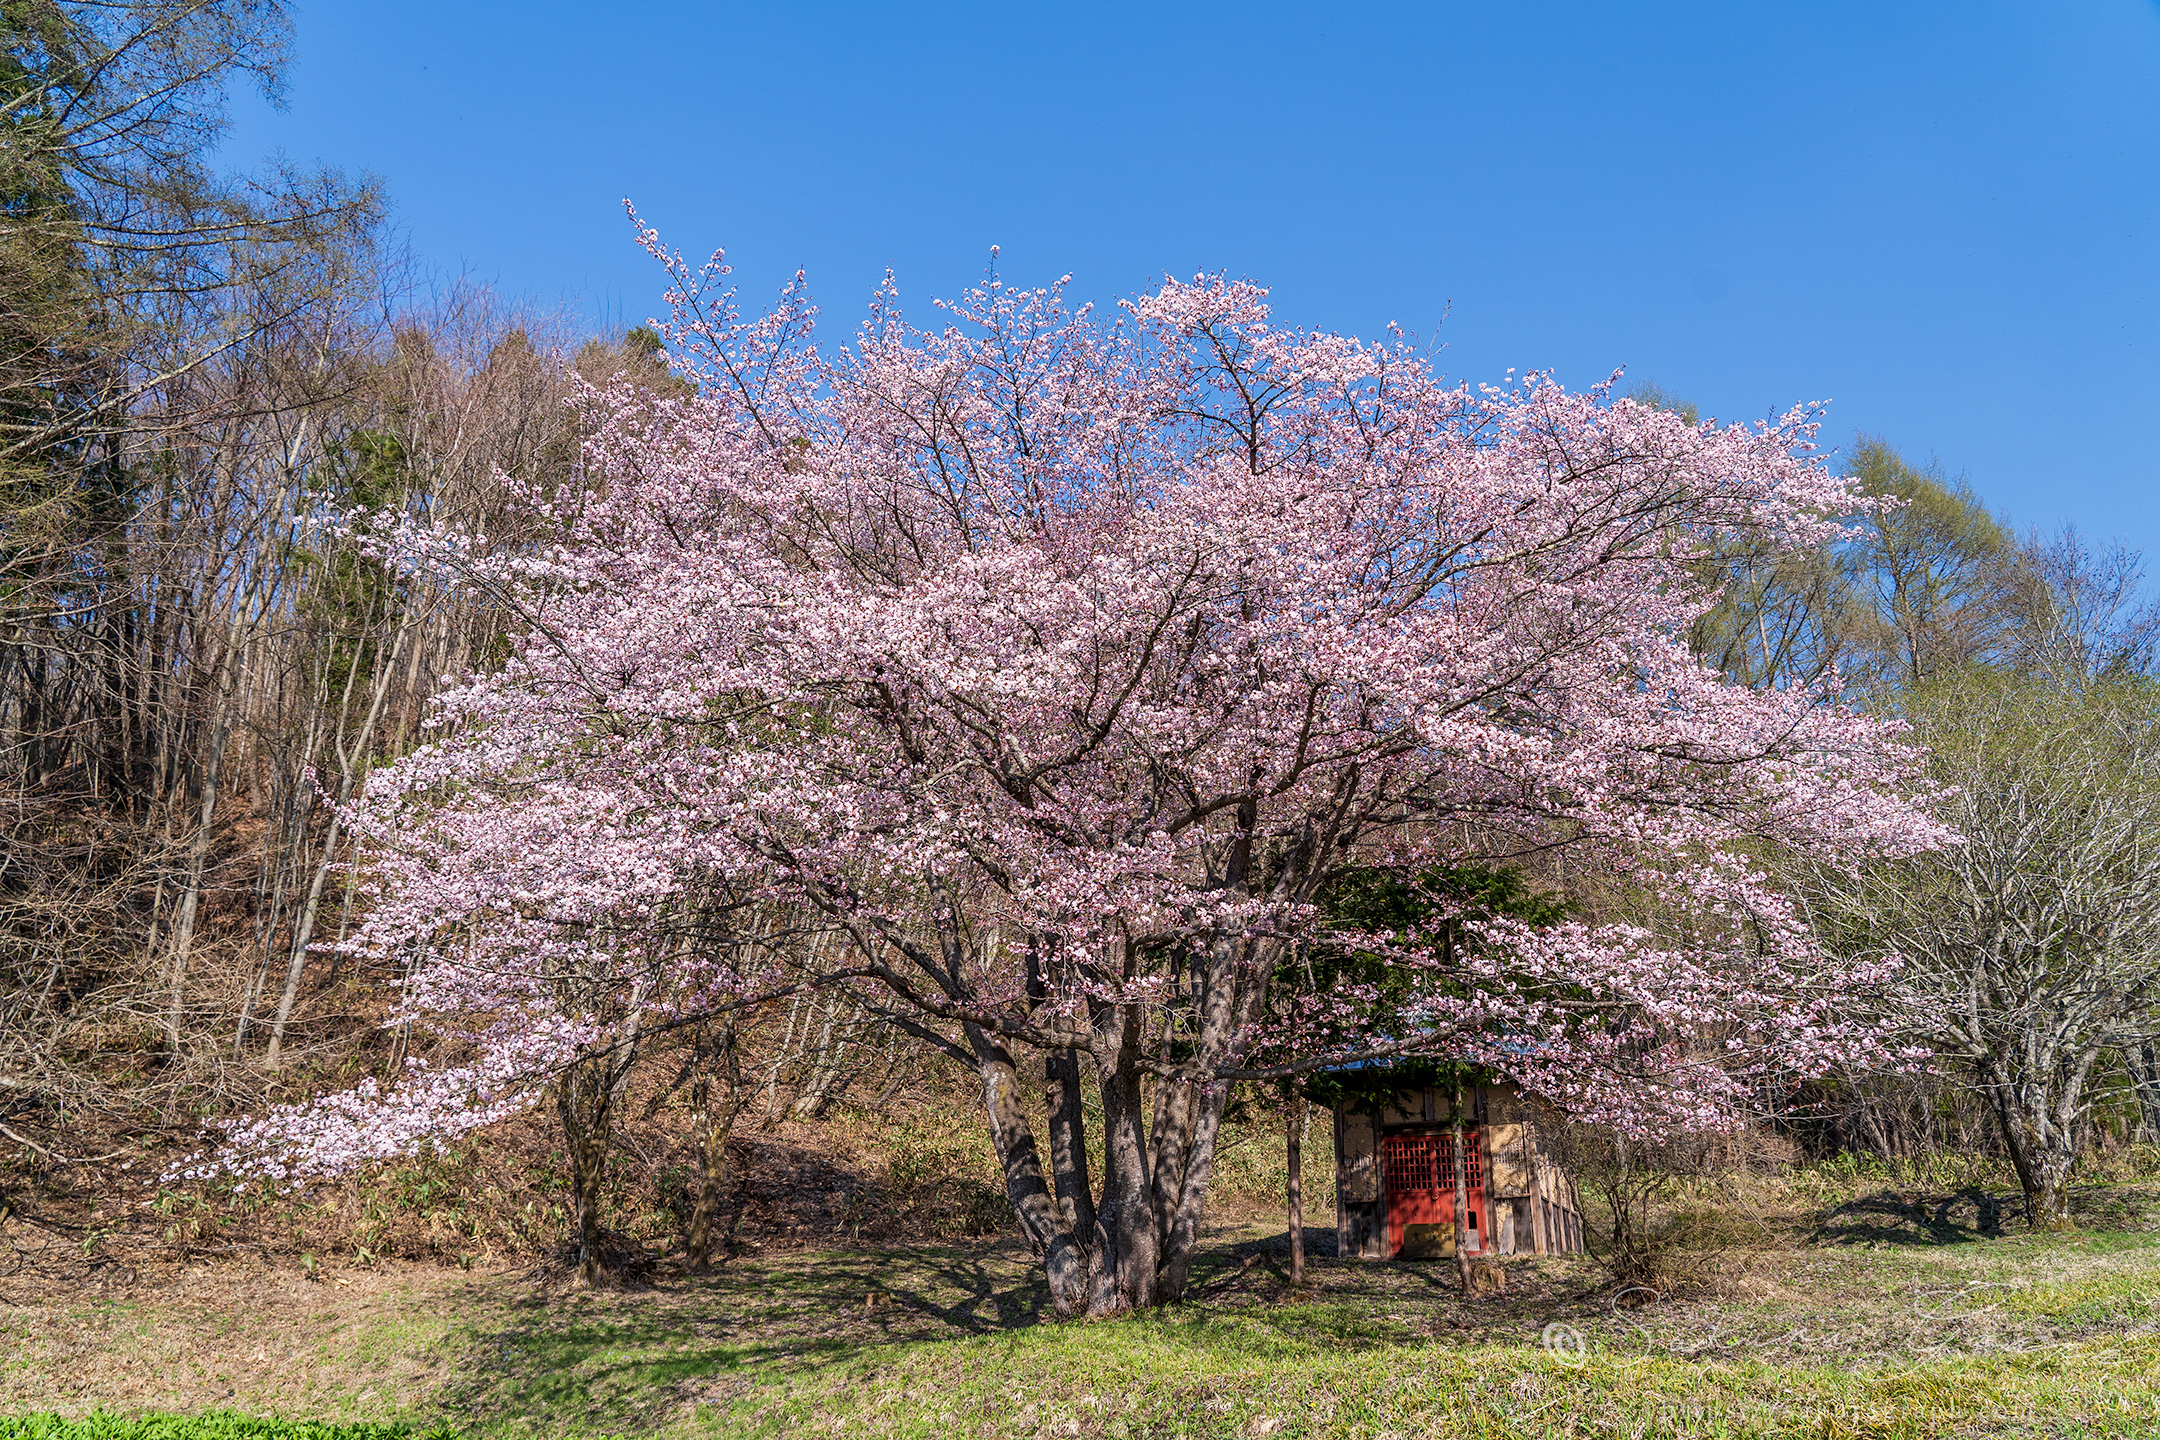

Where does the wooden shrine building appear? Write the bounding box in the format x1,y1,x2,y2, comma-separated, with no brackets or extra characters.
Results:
1329,1068,1586,1261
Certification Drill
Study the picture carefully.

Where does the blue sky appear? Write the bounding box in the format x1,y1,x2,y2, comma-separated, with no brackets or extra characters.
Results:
227,3,2160,558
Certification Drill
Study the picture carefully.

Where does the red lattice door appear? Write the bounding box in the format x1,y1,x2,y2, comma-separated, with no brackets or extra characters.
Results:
1382,1130,1486,1258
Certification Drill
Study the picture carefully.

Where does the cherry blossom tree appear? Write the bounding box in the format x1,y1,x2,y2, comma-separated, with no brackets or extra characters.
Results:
210,234,1951,1311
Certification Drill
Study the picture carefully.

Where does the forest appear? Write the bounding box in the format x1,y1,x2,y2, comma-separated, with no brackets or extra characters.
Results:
7,5,2160,1438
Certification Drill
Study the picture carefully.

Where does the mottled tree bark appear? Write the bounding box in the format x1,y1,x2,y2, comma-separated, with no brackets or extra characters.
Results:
967,1023,1094,1317
1980,1054,2094,1232
1044,1045,1096,1237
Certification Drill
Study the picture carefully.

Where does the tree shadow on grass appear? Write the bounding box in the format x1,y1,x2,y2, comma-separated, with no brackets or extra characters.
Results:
1809,1181,2160,1248
433,1239,1056,1434
1809,1187,2013,1246
431,1224,1616,1434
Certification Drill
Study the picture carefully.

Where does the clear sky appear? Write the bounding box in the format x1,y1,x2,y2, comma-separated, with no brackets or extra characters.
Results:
225,2,2160,558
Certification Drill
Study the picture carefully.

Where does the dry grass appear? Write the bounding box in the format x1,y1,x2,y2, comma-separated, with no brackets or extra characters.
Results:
0,1258,464,1421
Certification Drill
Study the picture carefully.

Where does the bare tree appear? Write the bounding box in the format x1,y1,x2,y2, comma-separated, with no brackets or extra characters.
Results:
1803,672,2160,1229
0,264,596,1160
2013,529,2160,682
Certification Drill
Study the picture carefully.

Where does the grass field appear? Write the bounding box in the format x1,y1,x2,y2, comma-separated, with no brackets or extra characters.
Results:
5,1179,2159,1438
0,1418,451,1440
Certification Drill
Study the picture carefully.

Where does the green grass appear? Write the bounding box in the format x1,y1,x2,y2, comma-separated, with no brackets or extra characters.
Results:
397,1217,2160,1437
678,1322,2160,1438
0,1418,451,1440
10,1181,2160,1438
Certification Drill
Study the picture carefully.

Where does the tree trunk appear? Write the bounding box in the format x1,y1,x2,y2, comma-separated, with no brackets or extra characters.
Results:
261,810,343,1067
965,1022,1094,1318
1981,1067,2079,1231
1159,1070,1236,1302
1044,1045,1095,1237
161,604,246,1051
786,997,865,1121
266,600,410,1068
1854,1090,1896,1161
684,1108,732,1270
1286,1088,1306,1287
556,1056,616,1286
963,939,1270,1318
1155,933,1270,1303
760,992,805,1125
967,1000,1202,1320
684,1020,740,1271
1092,1020,1161,1313
162,717,231,1050
2125,1041,2160,1146
554,1018,643,1286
